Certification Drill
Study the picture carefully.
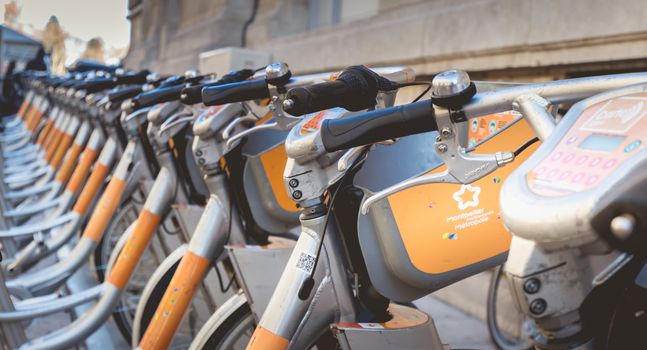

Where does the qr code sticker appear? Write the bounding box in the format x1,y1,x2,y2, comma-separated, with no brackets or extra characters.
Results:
295,251,316,273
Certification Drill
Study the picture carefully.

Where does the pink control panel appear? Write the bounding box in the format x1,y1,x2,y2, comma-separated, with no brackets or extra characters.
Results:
527,93,647,197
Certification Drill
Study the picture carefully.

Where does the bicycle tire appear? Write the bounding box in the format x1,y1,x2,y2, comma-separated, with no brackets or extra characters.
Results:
486,265,534,350
134,257,223,349
93,198,139,282
199,302,254,350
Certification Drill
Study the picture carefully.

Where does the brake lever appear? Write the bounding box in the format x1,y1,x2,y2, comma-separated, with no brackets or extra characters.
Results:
361,106,514,215
221,115,261,141
225,83,301,150
225,121,278,150
337,145,371,172
158,112,194,137
122,106,153,135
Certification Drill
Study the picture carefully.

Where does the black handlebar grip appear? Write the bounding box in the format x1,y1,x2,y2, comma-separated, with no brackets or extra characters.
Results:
284,80,355,116
115,69,150,85
159,75,185,88
132,84,185,109
108,86,143,104
82,78,117,94
284,65,398,116
320,100,436,152
61,80,81,88
180,69,256,105
201,79,269,106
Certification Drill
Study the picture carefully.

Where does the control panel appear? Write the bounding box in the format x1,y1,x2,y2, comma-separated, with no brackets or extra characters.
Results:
527,94,647,197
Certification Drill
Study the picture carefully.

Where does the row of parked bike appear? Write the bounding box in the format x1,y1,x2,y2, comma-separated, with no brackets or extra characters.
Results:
0,60,645,350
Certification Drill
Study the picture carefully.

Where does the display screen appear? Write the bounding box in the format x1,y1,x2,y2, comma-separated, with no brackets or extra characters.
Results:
578,134,625,152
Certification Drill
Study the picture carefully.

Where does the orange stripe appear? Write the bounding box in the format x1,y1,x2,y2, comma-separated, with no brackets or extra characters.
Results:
17,99,28,119
22,107,36,127
72,162,108,215
246,326,289,350
28,110,44,132
259,145,299,213
36,120,54,146
54,143,83,184
44,128,62,157
45,129,65,163
50,133,75,168
42,126,57,149
81,177,126,241
139,251,210,349
107,210,162,289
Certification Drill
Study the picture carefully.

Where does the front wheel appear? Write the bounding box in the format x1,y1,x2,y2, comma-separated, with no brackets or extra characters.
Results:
132,250,220,349
191,298,254,350
190,295,336,350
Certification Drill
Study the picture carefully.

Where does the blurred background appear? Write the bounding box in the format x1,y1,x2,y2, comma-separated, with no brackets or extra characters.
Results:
0,0,128,73
0,0,646,81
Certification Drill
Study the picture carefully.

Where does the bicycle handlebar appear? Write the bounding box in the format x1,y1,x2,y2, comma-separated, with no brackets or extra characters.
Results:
115,70,151,85
79,77,117,94
180,69,255,105
131,84,185,109
320,100,436,152
201,79,269,106
284,65,399,116
108,86,143,105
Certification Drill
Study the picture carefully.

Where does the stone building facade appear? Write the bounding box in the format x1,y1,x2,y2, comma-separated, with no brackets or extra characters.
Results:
124,0,647,80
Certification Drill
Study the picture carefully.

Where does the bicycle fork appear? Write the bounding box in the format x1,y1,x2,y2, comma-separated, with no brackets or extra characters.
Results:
247,205,356,350
138,170,238,349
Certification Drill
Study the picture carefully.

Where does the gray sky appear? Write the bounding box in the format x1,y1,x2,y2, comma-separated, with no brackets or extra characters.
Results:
8,0,130,50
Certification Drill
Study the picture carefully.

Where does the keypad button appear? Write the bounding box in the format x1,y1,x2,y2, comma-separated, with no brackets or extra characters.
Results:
576,156,589,165
563,153,576,163
603,159,617,169
547,169,559,178
558,171,572,180
589,157,602,167
566,136,579,144
551,152,563,161
572,173,585,183
586,175,599,186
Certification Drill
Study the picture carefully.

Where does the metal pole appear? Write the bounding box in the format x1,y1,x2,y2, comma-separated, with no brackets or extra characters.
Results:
0,266,27,349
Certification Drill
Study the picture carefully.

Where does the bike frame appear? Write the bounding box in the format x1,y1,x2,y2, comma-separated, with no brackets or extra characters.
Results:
136,66,413,349
247,72,647,349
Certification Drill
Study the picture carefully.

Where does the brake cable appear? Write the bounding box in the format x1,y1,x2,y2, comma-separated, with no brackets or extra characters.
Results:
514,136,539,156
397,81,433,103
215,163,237,293
299,147,371,300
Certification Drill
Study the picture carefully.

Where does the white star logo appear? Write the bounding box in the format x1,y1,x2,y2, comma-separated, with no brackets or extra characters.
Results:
453,184,481,210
